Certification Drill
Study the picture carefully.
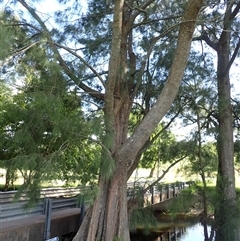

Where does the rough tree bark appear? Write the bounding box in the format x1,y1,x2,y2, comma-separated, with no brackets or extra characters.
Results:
214,2,240,240
196,1,240,240
72,0,203,240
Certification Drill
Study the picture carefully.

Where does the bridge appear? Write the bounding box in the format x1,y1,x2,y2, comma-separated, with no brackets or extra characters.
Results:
0,181,192,241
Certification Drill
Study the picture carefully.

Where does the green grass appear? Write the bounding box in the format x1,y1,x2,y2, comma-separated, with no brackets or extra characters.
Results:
0,184,21,192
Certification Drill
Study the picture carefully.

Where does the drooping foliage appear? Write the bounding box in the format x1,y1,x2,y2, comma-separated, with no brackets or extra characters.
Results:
0,45,100,194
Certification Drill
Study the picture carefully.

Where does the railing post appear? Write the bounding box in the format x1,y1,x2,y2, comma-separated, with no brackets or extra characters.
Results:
167,231,171,241
179,181,183,190
172,183,176,197
151,186,154,204
174,227,177,239
141,186,145,207
177,181,181,190
43,198,52,241
159,185,163,202
167,184,170,199
176,181,179,196
79,196,85,226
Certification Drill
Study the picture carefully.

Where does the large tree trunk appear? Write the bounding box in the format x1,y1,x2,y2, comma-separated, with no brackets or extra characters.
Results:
215,43,239,241
197,2,240,239
214,2,240,240
74,165,130,240
215,48,239,241
73,0,203,240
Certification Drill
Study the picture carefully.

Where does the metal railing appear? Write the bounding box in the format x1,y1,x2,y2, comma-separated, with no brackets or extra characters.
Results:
0,187,82,222
127,181,193,204
0,181,193,222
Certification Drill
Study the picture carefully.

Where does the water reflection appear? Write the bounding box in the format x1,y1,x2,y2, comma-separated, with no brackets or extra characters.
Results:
131,226,185,241
131,223,213,241
180,224,213,241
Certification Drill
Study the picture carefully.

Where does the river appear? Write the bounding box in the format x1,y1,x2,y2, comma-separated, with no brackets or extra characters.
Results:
57,214,214,241
131,223,214,241
130,212,214,241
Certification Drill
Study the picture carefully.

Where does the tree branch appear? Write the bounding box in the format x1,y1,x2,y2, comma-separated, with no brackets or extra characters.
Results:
104,0,124,142
50,41,106,88
131,21,184,98
127,109,181,178
142,156,186,194
17,0,104,101
118,0,204,167
131,0,155,20
0,41,42,68
225,37,240,75
6,21,42,33
229,2,240,21
193,33,218,51
132,15,182,30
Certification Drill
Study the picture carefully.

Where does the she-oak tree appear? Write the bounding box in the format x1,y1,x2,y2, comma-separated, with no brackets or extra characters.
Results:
194,2,240,240
1,0,203,240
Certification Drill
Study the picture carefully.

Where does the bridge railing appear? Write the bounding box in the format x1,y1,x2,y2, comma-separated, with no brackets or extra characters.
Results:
0,181,194,222
0,187,83,222
127,181,194,206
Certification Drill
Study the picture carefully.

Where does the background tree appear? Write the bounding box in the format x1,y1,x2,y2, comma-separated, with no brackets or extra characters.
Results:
194,1,240,240
0,51,98,195
0,82,18,190
140,124,190,179
233,96,240,172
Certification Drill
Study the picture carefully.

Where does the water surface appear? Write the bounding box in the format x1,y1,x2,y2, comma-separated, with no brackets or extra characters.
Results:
131,219,214,241
179,223,213,241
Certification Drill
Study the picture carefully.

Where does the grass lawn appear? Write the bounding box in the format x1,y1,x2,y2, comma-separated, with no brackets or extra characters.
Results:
1,165,240,191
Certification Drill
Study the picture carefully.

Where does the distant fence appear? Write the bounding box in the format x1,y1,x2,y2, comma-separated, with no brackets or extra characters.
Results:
127,181,194,206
